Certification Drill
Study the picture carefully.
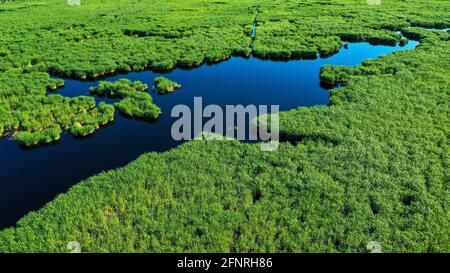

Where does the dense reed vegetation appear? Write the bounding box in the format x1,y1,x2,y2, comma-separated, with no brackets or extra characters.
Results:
0,0,449,145
153,77,181,94
90,79,161,120
0,70,115,145
0,0,449,252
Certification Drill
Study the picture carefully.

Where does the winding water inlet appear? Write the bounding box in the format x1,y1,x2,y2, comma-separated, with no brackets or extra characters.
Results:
0,39,419,229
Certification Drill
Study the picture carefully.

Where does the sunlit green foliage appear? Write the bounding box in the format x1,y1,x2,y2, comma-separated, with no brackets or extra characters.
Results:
15,125,62,146
97,102,116,125
252,0,449,59
320,66,354,87
1,27,449,253
153,76,181,94
0,0,449,253
89,79,148,97
115,97,161,120
69,102,115,137
0,0,449,144
70,122,95,137
0,69,116,144
90,79,161,120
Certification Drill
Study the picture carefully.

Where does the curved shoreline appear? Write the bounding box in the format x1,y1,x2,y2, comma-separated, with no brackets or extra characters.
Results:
43,26,436,83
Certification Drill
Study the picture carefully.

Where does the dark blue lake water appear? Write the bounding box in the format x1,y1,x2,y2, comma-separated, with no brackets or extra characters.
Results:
0,40,419,229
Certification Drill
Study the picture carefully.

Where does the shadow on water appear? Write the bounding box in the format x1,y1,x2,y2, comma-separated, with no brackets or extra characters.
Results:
0,40,419,229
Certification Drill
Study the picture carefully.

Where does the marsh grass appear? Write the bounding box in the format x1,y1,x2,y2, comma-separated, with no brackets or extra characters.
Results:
90,79,161,120
0,0,449,253
153,76,181,95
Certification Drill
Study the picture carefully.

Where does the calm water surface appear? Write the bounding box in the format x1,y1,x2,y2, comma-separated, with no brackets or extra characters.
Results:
0,40,419,229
